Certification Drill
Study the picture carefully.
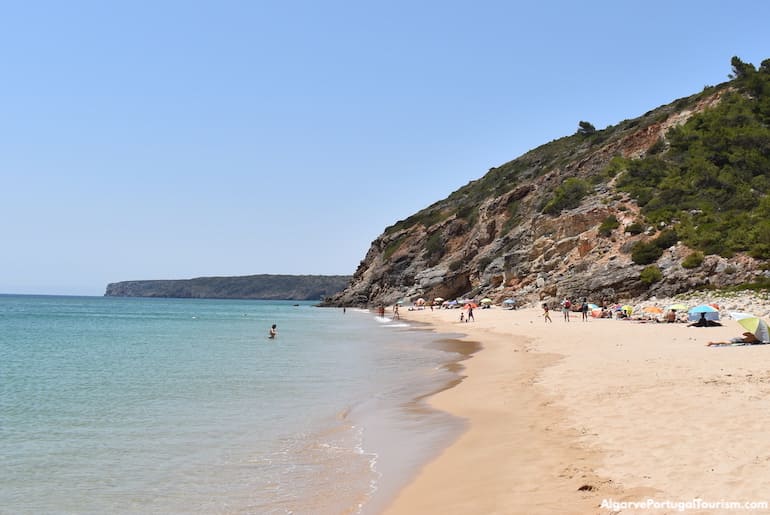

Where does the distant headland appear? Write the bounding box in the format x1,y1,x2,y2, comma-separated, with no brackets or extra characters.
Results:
104,274,352,301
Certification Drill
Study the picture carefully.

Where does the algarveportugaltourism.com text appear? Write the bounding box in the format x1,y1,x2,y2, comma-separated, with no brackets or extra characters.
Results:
601,498,769,512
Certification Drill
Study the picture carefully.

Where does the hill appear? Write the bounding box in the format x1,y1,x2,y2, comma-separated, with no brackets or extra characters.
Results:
325,56,770,307
105,274,351,301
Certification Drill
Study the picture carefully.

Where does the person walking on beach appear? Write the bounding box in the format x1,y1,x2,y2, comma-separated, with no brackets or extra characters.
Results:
543,303,552,323
393,304,400,320
268,324,277,339
561,298,571,322
581,298,589,321
467,306,475,322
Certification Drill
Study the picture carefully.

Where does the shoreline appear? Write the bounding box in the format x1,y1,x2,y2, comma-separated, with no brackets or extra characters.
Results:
380,304,770,514
381,307,614,514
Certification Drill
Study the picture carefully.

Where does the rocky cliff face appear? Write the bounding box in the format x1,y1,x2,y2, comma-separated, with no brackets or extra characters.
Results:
325,86,768,307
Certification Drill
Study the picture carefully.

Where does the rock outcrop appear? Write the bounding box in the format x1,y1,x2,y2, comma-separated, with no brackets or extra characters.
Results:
323,83,769,308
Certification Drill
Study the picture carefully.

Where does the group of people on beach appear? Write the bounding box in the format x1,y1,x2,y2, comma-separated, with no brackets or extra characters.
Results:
542,298,591,323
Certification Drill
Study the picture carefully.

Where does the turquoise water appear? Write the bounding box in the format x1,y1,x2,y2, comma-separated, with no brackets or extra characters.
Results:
0,295,467,514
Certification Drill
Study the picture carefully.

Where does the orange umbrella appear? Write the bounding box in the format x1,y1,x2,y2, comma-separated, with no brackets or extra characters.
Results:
464,303,478,309
643,306,663,314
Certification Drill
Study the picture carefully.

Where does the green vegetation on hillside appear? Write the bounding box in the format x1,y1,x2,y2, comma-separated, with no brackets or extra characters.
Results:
542,178,591,215
616,56,770,258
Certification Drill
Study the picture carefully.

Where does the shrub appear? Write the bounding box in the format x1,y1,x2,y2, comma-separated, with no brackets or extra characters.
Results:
384,235,407,260
625,222,644,235
631,241,663,265
640,265,663,284
654,229,678,249
542,178,590,215
477,256,493,272
598,215,620,237
681,251,705,269
424,233,443,257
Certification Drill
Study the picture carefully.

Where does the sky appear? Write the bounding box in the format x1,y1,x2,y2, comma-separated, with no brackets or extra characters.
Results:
2,0,770,296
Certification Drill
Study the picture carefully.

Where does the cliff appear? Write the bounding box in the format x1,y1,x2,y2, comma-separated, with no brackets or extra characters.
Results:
325,57,770,307
105,274,351,300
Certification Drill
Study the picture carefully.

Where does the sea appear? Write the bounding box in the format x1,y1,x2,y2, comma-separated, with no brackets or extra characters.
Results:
0,295,474,514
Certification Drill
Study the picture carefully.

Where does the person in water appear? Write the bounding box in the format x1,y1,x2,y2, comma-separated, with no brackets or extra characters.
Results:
268,324,277,339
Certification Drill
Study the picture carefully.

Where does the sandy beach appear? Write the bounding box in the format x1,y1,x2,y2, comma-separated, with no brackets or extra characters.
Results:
382,303,770,514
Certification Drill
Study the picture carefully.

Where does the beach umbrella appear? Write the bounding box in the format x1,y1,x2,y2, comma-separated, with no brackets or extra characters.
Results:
433,297,444,303
643,306,663,314
667,303,688,311
415,298,425,305
688,304,720,321
503,299,516,304
463,302,478,309
480,298,493,304
587,303,599,310
737,317,770,343
621,305,633,315
729,311,755,321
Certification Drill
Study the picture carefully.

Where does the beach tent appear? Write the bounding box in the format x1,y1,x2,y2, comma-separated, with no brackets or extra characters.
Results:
688,304,720,322
737,317,770,343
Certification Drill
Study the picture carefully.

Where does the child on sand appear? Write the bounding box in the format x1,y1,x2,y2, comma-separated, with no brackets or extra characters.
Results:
543,303,552,323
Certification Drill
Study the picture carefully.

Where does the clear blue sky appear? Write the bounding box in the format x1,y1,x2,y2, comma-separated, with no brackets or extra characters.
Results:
2,0,769,295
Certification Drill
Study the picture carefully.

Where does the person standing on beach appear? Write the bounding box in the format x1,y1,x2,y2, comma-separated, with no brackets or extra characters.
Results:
561,298,571,322
467,306,475,322
268,324,277,339
543,303,552,323
581,298,589,321
393,304,400,320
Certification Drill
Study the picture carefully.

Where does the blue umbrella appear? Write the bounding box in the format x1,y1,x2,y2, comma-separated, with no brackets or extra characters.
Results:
688,304,720,322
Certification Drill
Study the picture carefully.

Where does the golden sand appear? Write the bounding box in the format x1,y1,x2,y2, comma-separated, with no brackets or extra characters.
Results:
382,306,770,514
